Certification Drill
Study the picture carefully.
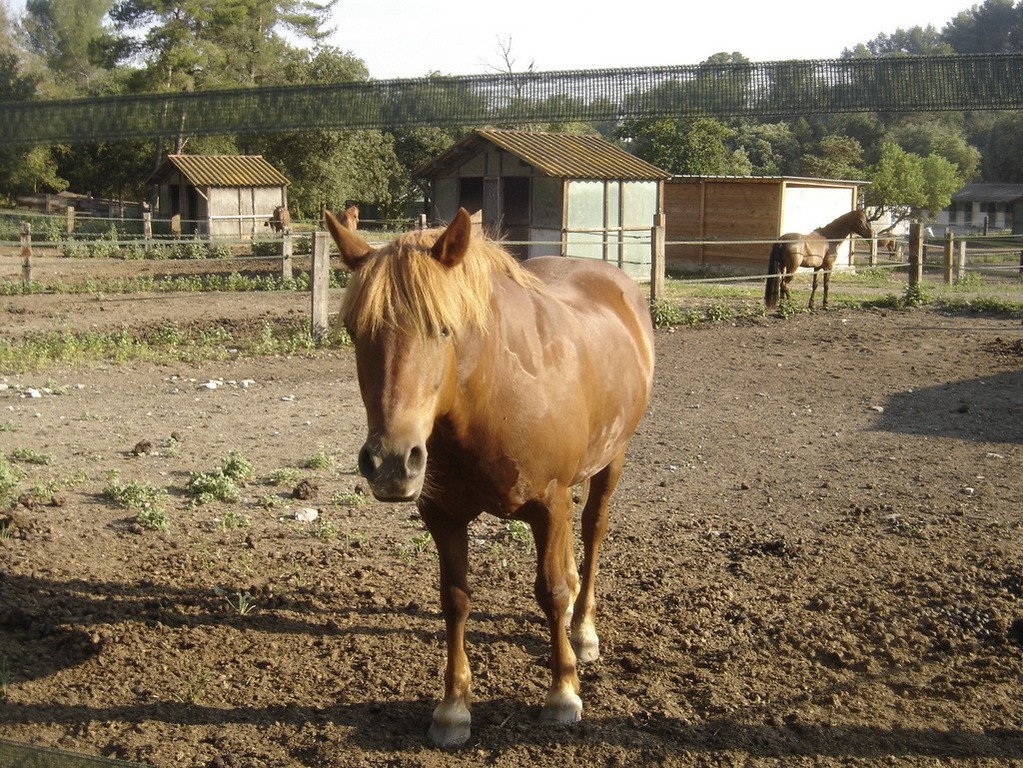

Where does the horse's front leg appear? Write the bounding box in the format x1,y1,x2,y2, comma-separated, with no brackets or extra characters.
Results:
419,499,473,747
822,257,834,310
525,488,583,724
808,269,820,310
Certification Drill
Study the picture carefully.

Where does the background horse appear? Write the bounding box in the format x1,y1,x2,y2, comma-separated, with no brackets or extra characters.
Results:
764,209,873,310
339,203,359,231
325,208,655,747
265,205,291,234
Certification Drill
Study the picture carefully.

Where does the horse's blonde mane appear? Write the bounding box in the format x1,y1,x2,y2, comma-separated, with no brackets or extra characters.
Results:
341,227,543,338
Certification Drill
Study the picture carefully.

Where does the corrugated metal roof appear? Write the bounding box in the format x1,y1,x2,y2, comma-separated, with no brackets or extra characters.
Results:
952,183,1023,203
148,154,290,187
417,129,670,180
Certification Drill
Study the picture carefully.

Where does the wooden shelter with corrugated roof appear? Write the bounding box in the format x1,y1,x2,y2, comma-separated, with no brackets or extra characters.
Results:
417,129,670,277
147,154,290,240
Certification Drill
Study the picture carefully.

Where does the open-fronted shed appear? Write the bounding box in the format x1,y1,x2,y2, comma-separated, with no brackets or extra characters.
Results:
418,129,670,278
147,154,290,240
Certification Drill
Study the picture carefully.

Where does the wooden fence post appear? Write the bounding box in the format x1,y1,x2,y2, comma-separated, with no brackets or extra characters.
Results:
418,213,428,230
311,231,330,341
142,210,152,251
650,213,665,303
869,237,878,267
66,205,75,235
20,222,32,286
943,231,954,285
957,240,967,282
908,222,923,290
281,231,293,281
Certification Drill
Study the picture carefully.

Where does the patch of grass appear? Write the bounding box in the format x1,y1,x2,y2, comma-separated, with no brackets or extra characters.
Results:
173,668,211,705
103,470,170,530
224,590,257,615
185,470,241,504
10,447,53,465
220,450,254,482
302,449,333,470
135,506,171,531
257,491,282,510
267,467,300,487
331,488,368,508
216,509,250,530
0,453,20,502
0,656,11,699
186,451,253,505
315,520,339,541
399,531,434,562
504,520,534,554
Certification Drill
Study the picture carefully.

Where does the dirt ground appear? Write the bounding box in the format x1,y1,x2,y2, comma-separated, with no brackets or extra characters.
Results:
2,255,1023,767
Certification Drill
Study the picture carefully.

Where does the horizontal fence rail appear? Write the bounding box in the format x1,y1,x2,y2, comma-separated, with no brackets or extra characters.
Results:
2,54,1023,147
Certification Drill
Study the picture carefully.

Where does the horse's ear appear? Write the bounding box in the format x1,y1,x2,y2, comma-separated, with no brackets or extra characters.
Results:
431,208,472,268
325,210,373,270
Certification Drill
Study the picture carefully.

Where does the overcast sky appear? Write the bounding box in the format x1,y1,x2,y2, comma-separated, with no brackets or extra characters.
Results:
327,0,975,79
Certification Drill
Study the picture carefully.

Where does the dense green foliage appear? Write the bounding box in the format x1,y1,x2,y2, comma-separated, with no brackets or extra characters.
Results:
1,0,1023,219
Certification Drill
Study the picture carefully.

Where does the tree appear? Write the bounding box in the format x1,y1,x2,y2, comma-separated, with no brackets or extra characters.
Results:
0,3,67,202
801,135,865,180
941,0,1023,52
22,0,113,93
843,25,952,57
109,0,339,91
730,121,802,176
864,142,962,227
616,117,749,176
883,115,981,182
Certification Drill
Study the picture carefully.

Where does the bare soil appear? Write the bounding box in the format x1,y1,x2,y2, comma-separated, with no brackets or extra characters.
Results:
2,255,1023,767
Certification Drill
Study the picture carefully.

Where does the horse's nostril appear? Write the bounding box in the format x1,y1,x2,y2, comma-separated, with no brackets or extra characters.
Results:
407,444,426,474
358,446,379,479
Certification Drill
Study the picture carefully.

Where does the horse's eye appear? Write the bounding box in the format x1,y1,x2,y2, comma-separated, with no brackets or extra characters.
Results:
439,326,450,339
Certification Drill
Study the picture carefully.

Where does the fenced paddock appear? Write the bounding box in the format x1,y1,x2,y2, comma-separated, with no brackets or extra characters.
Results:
5,209,1022,318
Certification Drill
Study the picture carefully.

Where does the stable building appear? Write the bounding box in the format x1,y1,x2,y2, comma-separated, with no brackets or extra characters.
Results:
417,129,670,279
665,175,866,272
147,154,290,240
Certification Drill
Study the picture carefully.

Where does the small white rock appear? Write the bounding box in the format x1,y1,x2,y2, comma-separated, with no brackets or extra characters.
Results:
295,508,319,523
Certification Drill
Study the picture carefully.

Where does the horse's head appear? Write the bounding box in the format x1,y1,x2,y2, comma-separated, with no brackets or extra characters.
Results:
852,209,873,239
326,208,479,501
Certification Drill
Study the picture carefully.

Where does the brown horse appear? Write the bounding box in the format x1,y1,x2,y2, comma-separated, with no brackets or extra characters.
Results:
339,203,359,231
764,209,873,310
325,207,655,747
266,205,291,234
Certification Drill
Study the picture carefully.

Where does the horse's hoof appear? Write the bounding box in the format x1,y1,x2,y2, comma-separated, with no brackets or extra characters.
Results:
540,688,583,724
428,702,471,748
428,718,471,748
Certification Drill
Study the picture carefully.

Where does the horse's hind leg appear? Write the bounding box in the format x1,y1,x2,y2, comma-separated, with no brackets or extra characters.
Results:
780,270,793,304
571,449,625,663
525,487,583,724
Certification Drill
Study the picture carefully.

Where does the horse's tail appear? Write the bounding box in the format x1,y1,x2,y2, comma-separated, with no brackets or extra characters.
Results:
765,242,783,308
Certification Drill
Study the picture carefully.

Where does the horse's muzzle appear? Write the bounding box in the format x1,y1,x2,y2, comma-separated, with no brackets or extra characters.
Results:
357,439,427,501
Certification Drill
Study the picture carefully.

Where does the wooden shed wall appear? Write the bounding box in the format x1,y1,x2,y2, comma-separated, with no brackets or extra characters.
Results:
666,179,782,269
